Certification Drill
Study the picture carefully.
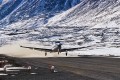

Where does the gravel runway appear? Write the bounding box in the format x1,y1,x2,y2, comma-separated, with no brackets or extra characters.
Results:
19,57,120,80
0,55,120,80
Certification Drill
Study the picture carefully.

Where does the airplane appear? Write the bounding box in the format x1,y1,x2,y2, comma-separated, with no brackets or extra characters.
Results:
20,41,89,56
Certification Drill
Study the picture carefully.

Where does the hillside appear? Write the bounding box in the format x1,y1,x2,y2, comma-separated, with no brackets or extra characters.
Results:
47,0,120,28
0,0,80,28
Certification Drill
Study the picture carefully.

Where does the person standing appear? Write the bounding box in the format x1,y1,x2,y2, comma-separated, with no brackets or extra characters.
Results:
50,65,55,73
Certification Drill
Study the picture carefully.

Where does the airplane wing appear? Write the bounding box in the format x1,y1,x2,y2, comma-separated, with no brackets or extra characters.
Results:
20,45,53,52
60,46,89,52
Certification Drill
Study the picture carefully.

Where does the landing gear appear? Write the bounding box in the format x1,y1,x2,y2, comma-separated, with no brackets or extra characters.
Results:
45,52,47,56
66,50,68,56
58,49,60,55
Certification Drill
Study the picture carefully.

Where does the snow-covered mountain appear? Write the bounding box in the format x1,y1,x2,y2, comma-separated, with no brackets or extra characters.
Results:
0,0,18,19
47,0,120,28
1,0,120,29
0,0,80,28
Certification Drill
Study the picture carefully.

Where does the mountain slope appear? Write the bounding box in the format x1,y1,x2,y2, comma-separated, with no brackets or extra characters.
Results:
46,0,120,28
3,0,120,29
0,0,80,28
0,0,22,20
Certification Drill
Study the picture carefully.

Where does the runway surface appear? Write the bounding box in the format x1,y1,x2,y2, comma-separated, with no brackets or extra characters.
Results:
1,55,120,80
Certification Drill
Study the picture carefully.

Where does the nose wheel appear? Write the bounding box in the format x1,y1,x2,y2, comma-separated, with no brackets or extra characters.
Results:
66,51,68,56
58,49,60,55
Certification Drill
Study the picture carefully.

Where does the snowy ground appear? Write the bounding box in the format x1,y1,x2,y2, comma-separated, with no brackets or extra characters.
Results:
0,27,120,58
70,47,120,56
0,40,120,58
0,40,78,58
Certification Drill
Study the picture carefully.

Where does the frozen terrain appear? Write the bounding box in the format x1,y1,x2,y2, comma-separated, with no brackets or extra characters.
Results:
0,0,80,27
0,27,120,57
46,0,120,28
0,40,79,57
0,0,120,57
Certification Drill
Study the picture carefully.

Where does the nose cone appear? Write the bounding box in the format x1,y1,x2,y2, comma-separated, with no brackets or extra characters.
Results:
55,41,62,45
